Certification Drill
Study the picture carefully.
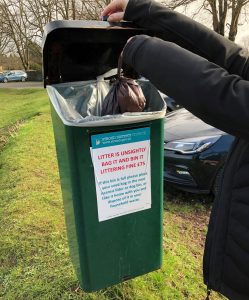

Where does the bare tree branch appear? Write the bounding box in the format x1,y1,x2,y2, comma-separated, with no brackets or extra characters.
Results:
164,0,249,40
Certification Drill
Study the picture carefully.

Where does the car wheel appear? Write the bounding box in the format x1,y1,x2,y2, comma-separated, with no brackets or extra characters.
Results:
21,77,26,82
3,78,8,83
212,165,225,197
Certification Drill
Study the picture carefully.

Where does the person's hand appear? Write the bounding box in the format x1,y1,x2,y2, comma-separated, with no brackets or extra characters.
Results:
101,0,129,22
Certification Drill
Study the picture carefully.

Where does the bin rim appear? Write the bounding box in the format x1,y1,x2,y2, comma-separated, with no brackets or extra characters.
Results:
46,81,167,127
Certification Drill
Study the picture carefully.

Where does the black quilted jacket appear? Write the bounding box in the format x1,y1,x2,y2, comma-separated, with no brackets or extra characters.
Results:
122,1,249,299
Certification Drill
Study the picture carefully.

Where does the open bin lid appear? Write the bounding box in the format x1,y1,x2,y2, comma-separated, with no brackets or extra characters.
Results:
42,20,149,87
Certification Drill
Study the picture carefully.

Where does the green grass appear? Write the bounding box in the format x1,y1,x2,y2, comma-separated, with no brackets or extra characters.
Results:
0,88,49,129
0,89,225,299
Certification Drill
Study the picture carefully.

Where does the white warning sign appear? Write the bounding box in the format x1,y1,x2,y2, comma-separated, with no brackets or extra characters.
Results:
90,127,151,222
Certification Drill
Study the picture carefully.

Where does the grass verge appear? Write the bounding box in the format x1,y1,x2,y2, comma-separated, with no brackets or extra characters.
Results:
0,88,49,129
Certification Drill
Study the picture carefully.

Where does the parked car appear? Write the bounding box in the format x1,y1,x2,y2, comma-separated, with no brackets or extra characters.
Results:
164,108,235,194
160,92,181,112
0,70,28,83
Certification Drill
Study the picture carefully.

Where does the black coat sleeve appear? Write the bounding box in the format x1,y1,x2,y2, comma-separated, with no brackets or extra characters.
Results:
124,0,249,80
123,35,249,141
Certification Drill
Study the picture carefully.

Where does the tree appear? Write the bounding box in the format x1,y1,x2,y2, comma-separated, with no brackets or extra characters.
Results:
0,25,11,55
163,0,249,41
206,0,249,41
21,0,57,38
0,0,113,70
0,0,37,70
164,0,198,10
77,0,111,20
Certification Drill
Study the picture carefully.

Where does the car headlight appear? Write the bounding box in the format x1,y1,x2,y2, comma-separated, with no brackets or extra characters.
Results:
164,135,221,154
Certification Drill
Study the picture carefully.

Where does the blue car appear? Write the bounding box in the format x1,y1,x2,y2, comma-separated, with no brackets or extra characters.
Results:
0,70,28,83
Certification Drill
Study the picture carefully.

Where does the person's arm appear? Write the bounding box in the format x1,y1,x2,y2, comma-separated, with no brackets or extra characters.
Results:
123,35,249,140
124,0,249,80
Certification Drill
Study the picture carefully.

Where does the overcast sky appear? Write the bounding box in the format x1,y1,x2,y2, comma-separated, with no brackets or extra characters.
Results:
237,24,249,42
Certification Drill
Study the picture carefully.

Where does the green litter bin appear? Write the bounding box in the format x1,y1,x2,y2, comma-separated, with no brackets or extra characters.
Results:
43,20,166,292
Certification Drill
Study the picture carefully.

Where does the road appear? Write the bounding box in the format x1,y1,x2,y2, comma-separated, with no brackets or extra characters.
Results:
0,81,43,89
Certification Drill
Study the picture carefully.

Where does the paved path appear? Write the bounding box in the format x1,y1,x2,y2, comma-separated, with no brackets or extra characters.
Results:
0,81,43,89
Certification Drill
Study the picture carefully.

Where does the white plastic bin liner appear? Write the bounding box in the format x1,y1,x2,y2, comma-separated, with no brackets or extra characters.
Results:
46,72,166,127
